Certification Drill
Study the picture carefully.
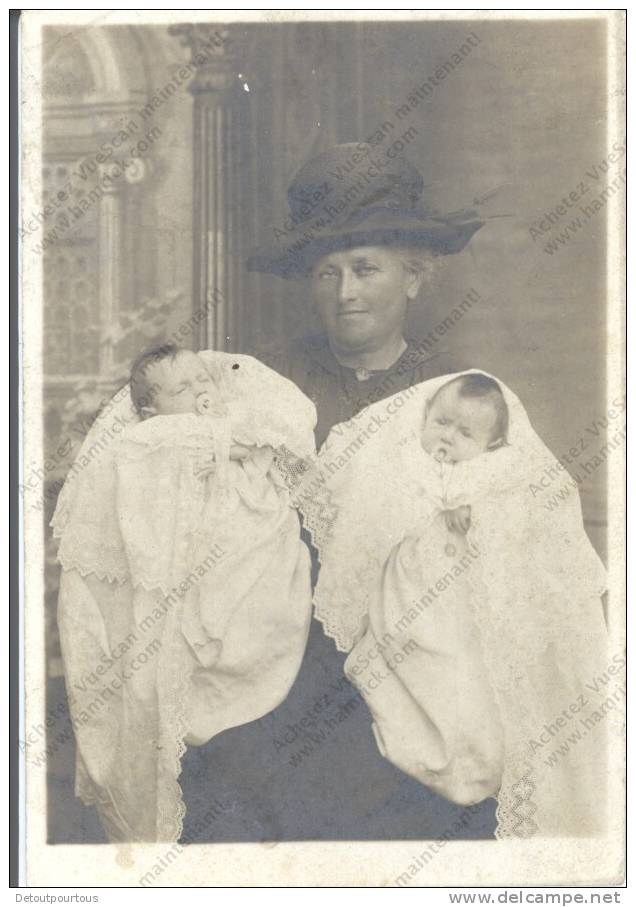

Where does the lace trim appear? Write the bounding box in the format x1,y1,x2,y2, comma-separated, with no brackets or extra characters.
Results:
313,555,382,652
292,467,341,554
272,445,311,493
56,553,130,587
56,530,130,587
464,528,552,839
155,593,193,842
313,586,364,654
495,761,539,839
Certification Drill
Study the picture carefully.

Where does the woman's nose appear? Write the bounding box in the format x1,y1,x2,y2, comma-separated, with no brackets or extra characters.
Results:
337,270,358,303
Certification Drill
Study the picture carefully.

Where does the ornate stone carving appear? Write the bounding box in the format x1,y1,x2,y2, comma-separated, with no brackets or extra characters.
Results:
168,24,234,95
42,161,101,376
42,30,96,99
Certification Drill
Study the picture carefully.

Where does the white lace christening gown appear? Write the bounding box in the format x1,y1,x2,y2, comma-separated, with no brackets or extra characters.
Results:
53,353,317,842
305,371,611,838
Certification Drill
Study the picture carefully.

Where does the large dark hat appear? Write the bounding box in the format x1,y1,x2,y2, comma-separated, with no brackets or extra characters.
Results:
247,143,485,278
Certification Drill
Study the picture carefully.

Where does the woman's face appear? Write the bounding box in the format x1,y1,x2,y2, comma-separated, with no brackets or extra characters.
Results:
310,246,424,354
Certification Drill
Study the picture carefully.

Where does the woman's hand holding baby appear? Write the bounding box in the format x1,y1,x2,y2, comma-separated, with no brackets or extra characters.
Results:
443,505,472,535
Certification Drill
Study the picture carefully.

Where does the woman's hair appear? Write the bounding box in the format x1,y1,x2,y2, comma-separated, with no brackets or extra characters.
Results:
394,245,437,285
129,342,180,415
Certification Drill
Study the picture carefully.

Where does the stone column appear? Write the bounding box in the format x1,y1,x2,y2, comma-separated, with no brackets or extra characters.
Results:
97,160,126,371
170,24,245,351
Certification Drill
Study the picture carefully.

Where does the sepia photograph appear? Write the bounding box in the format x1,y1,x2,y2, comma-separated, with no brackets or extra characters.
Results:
18,9,625,889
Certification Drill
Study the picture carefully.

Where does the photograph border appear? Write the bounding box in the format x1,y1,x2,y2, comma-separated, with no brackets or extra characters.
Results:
18,8,626,888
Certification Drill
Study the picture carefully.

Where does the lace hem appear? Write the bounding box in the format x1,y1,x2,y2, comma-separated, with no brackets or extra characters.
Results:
56,555,130,587
155,592,193,842
296,483,341,554
56,529,130,587
313,591,361,653
494,762,539,839
313,556,381,652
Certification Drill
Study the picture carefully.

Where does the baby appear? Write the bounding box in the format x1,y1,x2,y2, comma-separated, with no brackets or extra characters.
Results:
421,372,509,464
130,344,228,417
120,343,316,670
309,370,607,833
337,375,511,805
125,344,270,665
304,371,607,838
420,372,509,535
129,344,254,484
54,344,316,841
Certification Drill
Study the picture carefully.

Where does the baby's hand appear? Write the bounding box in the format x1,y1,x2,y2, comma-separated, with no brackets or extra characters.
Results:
229,444,252,461
444,505,472,536
193,445,252,476
193,454,216,479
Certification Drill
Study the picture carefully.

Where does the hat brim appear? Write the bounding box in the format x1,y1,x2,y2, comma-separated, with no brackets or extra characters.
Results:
247,208,484,279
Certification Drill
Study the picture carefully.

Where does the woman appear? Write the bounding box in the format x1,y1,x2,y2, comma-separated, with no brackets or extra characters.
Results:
179,144,498,841
248,143,483,445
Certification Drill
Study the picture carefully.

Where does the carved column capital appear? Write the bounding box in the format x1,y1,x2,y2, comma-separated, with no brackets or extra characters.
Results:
169,23,237,96
98,158,137,191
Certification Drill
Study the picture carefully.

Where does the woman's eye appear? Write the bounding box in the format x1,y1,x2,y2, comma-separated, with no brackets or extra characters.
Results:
460,429,472,438
318,270,337,280
355,266,378,275
436,418,448,425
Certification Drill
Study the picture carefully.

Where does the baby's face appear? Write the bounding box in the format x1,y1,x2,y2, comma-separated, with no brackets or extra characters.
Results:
421,383,498,463
145,351,218,415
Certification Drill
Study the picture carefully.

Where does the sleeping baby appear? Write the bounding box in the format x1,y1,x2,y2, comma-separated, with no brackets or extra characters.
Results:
124,344,290,670
54,344,316,841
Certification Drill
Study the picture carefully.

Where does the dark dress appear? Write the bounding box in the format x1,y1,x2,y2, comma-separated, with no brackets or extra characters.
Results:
179,335,497,841
260,335,460,447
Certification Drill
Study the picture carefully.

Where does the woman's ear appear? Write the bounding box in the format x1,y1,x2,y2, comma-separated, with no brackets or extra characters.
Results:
405,267,426,302
139,405,157,420
404,251,440,302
